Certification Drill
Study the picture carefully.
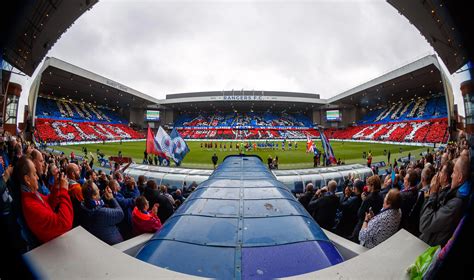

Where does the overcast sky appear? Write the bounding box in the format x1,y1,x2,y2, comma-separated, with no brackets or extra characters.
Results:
13,0,469,119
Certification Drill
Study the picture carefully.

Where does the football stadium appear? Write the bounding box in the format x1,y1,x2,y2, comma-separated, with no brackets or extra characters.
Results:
1,0,473,279
29,55,452,170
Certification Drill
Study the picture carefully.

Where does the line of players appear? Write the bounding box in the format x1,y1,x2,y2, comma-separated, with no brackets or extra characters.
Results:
200,140,300,152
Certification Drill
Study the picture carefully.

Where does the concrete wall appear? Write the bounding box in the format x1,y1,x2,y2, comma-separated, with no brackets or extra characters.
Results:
312,109,322,125
23,226,427,279
162,109,175,126
129,108,145,128
314,107,356,128
340,107,357,127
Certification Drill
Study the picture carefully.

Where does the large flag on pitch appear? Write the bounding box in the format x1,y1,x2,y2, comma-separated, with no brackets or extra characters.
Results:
146,126,167,158
169,128,190,164
319,129,337,165
155,126,173,159
306,134,314,153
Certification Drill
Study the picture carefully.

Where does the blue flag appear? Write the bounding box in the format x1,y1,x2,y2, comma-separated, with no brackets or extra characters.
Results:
169,128,190,164
319,129,337,165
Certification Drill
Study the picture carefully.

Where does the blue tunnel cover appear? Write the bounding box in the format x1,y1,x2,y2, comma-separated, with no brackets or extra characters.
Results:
135,155,343,279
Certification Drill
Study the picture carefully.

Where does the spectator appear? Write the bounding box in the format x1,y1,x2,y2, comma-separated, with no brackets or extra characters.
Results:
97,171,108,193
172,189,185,205
359,189,402,248
408,164,435,236
132,196,162,236
109,179,135,240
1,165,14,219
400,169,419,234
122,176,140,199
143,180,174,224
419,155,470,246
85,169,98,184
335,179,363,238
17,156,73,243
66,163,84,227
307,180,339,230
212,153,218,169
434,161,454,202
46,163,59,191
298,183,315,212
160,185,175,205
380,175,391,199
79,180,124,245
137,175,147,195
350,175,384,242
30,150,49,196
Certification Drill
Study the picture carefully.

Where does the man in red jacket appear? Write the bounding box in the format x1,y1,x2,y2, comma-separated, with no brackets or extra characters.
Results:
132,196,162,236
19,156,73,243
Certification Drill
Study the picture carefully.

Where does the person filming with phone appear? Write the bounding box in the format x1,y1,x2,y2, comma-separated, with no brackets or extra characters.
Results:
349,175,384,242
16,156,73,244
359,189,402,248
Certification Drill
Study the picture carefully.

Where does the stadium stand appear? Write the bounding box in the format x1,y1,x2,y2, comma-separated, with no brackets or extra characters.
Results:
34,97,144,144
357,94,447,124
174,93,448,143
174,111,313,128
328,94,449,144
175,111,319,140
328,119,448,143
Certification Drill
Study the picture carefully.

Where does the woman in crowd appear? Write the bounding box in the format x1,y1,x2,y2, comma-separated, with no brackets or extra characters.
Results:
359,188,402,249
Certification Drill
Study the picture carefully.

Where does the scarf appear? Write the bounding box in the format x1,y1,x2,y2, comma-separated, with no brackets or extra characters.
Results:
85,199,104,210
457,181,471,198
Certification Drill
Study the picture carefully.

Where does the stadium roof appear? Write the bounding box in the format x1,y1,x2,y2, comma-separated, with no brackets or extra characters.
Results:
388,0,471,74
1,0,98,76
158,55,452,114
328,55,449,109
29,57,159,111
161,91,326,112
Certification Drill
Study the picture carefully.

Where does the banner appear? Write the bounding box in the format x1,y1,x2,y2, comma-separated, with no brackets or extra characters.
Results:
169,128,190,164
155,126,172,159
306,135,314,153
146,127,168,158
318,128,337,165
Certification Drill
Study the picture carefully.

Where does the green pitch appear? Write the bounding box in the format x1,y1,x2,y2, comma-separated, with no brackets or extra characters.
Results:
51,140,429,170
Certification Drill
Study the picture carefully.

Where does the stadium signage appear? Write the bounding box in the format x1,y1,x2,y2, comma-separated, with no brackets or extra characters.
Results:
105,80,129,92
175,126,311,129
223,95,263,101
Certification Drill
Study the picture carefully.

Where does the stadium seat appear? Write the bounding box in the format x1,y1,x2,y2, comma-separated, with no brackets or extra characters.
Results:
328,119,448,144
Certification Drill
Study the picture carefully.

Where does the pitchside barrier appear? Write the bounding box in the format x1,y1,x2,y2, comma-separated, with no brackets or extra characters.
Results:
43,138,145,146
182,138,444,147
124,163,373,194
40,137,445,148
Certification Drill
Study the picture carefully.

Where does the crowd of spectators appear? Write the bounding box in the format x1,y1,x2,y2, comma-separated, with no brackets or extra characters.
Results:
298,136,471,250
0,129,471,277
0,134,196,278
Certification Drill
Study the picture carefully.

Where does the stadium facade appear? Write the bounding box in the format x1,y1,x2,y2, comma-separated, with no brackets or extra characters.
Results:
25,54,454,146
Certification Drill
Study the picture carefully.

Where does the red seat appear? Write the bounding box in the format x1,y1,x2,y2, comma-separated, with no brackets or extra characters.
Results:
35,119,144,144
